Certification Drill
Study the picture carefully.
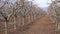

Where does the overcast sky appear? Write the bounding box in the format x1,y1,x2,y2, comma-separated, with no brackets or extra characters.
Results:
28,0,52,7
32,0,52,8
28,0,52,11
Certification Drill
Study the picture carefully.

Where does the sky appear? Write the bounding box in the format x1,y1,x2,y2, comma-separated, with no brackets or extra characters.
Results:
28,0,52,11
28,0,52,8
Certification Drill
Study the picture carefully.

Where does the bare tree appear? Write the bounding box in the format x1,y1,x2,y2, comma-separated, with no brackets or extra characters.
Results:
0,0,46,34
0,0,21,34
48,0,60,31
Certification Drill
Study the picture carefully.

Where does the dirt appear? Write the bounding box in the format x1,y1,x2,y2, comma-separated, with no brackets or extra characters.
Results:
0,15,56,34
16,15,56,34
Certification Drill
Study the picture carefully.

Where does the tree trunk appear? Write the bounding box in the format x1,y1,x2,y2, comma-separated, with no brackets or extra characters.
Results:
55,20,58,31
14,17,16,30
5,21,8,34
